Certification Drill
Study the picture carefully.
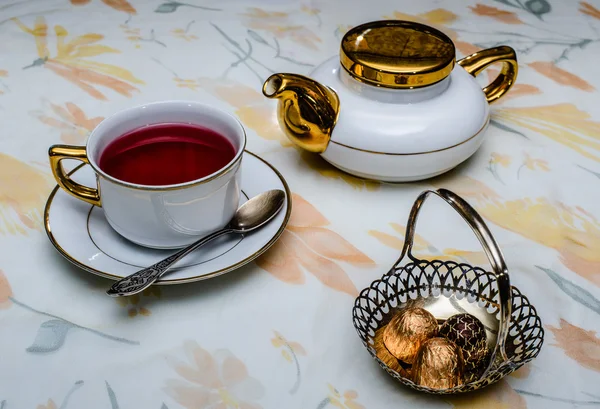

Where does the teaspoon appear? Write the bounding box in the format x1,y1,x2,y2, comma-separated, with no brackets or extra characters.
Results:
106,189,286,297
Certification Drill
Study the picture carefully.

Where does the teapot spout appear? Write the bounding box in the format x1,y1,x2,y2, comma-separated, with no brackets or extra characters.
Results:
263,73,339,153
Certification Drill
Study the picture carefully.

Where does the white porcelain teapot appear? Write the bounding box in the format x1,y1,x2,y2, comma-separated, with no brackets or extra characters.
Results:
262,20,518,182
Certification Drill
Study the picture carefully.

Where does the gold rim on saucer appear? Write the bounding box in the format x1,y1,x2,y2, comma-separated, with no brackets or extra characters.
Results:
43,150,292,284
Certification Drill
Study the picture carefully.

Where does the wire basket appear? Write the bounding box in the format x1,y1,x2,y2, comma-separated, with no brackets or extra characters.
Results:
352,189,544,394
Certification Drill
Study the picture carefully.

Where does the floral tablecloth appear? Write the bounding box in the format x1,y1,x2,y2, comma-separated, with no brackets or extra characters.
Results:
1,0,600,408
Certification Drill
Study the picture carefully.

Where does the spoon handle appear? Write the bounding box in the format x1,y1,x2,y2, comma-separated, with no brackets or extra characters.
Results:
106,228,234,297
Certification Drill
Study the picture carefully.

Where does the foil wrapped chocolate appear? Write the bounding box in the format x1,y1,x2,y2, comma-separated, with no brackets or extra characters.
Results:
467,347,492,383
373,327,410,377
383,307,438,364
439,313,489,372
412,337,465,389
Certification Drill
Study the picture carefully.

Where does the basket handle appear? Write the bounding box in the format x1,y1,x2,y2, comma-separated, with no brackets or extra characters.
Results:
397,188,512,373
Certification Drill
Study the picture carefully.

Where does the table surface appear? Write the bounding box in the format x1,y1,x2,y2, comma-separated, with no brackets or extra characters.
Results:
1,0,600,408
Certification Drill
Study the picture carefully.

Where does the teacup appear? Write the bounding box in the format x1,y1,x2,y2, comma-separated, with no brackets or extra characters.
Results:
48,101,246,249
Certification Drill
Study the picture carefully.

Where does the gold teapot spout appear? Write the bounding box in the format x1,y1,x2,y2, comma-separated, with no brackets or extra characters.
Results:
262,73,340,153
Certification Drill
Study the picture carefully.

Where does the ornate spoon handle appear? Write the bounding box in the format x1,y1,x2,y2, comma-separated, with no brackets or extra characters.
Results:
106,229,233,297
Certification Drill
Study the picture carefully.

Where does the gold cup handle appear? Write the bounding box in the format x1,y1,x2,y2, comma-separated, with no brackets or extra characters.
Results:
457,45,518,104
397,188,512,380
49,145,101,207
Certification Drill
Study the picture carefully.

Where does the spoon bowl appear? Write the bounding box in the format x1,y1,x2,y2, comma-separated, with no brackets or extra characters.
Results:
231,189,285,232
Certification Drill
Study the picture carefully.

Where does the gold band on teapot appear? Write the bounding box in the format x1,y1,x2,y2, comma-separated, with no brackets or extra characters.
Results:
340,20,456,89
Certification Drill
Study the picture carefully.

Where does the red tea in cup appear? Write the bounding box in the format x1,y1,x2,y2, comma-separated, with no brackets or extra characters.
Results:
49,100,246,248
99,123,236,186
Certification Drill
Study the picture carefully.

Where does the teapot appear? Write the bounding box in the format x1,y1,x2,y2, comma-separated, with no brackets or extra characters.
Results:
262,20,518,182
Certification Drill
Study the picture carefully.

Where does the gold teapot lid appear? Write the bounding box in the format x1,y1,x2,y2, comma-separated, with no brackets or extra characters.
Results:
340,20,456,89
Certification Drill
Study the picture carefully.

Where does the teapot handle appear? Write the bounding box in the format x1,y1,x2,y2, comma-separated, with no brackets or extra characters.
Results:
457,46,518,104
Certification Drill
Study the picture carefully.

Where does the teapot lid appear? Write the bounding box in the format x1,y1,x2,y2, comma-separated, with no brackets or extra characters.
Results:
340,20,456,89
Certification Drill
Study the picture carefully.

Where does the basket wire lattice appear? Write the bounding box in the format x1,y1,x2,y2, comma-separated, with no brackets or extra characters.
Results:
352,189,544,394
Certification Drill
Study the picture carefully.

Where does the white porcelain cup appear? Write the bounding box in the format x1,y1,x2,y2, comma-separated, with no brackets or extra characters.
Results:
48,101,246,249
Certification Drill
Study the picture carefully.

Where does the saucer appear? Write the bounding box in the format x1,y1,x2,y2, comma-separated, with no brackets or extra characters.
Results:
44,151,291,284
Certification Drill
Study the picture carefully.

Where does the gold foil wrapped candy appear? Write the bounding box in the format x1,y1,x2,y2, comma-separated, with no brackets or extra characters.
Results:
373,327,409,377
439,313,489,373
383,307,438,364
412,337,465,389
